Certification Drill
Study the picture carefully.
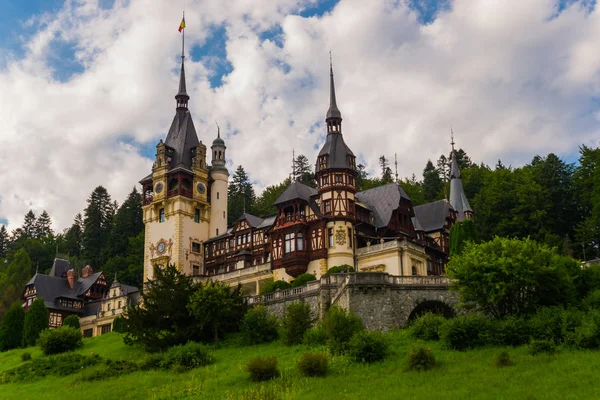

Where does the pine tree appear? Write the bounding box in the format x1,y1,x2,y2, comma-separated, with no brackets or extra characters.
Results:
35,210,53,238
294,154,316,187
228,166,256,225
22,298,49,347
22,210,37,239
253,178,292,218
379,156,393,183
82,186,113,268
64,214,84,257
106,187,143,258
423,160,442,202
0,303,25,351
0,225,8,258
356,164,368,190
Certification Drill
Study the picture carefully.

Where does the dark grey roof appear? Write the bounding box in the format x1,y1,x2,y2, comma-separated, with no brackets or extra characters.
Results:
49,258,70,278
412,216,424,232
326,64,342,121
355,183,411,228
257,215,276,229
75,272,104,296
164,110,199,170
274,181,318,205
139,172,152,184
82,301,101,317
316,133,355,172
237,213,264,228
414,200,452,233
176,61,189,101
24,274,76,310
449,150,472,222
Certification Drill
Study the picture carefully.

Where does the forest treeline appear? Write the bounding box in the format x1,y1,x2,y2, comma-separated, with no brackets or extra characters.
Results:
0,144,598,321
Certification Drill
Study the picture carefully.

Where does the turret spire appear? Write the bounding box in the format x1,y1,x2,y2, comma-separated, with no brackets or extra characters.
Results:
448,132,473,221
175,11,189,110
326,51,342,133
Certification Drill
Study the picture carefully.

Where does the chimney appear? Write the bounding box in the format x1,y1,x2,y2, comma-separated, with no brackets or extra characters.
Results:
82,265,93,278
67,269,75,289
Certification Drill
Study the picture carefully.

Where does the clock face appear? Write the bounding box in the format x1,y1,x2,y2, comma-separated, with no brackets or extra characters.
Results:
157,242,166,254
155,182,164,194
197,183,206,194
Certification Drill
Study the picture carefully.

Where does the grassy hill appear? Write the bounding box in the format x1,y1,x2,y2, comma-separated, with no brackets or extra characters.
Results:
1,330,600,399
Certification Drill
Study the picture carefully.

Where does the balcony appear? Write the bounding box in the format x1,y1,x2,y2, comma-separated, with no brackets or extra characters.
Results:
194,263,272,283
355,239,425,257
272,250,309,277
276,215,306,227
167,188,193,198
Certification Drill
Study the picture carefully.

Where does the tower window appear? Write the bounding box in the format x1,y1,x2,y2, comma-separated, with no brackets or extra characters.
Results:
348,228,352,248
223,211,225,218
285,233,295,254
323,200,331,214
194,208,200,223
216,229,219,236
159,208,165,222
328,228,334,248
192,242,201,253
193,265,200,275
322,176,329,185
297,232,304,251
335,174,343,184
217,192,220,200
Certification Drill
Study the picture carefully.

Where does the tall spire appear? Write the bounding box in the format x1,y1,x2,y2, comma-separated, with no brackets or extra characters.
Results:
450,127,455,152
326,51,342,124
448,132,473,221
175,11,189,110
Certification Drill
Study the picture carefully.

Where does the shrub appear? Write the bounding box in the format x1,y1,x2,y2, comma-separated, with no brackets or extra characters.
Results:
1,353,101,384
246,356,280,382
63,315,80,329
22,298,49,347
21,352,32,362
112,316,126,333
583,289,600,310
406,346,436,372
529,307,565,342
411,313,445,341
38,326,83,355
325,265,355,275
241,306,279,345
303,325,327,347
489,316,530,347
260,280,292,295
493,351,513,368
439,314,490,351
528,338,558,355
161,342,214,371
571,310,600,349
0,303,25,351
81,359,139,381
281,302,313,346
348,331,389,363
139,353,165,371
323,306,364,355
297,352,328,377
291,273,317,288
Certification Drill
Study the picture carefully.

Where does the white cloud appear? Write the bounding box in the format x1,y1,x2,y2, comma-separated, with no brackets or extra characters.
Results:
0,0,599,231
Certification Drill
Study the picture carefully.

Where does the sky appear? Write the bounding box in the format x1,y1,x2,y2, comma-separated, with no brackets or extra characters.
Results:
0,0,599,231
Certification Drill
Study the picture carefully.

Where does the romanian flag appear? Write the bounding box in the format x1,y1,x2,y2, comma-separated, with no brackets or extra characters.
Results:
178,17,186,32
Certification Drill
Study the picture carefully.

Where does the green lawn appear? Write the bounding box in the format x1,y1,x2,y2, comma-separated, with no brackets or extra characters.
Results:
0,331,599,399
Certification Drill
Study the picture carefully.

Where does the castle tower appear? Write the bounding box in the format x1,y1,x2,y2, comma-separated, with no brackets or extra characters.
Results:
139,41,211,281
315,57,357,269
209,126,229,237
448,132,473,221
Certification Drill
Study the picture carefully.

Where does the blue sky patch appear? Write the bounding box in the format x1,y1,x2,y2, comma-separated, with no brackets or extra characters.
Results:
0,217,7,227
408,0,452,24
47,35,85,82
190,24,233,88
298,0,338,17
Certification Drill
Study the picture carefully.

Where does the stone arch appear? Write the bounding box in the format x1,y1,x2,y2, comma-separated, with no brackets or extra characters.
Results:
407,299,455,322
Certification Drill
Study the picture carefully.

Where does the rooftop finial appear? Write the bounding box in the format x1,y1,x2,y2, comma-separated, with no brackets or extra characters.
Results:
113,271,118,284
175,12,189,110
216,121,220,138
450,126,455,152
326,50,342,124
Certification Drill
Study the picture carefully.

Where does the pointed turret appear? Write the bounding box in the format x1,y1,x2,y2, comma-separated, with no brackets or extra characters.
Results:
326,55,342,124
175,59,189,110
448,132,473,221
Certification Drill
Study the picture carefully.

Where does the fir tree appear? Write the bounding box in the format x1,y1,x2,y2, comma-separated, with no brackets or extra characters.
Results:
22,298,49,347
356,164,368,190
82,186,113,268
379,156,393,183
227,166,256,225
106,187,143,258
22,210,37,239
423,160,442,202
0,303,25,351
35,210,53,238
64,214,84,257
253,178,292,218
294,154,316,187
0,225,8,258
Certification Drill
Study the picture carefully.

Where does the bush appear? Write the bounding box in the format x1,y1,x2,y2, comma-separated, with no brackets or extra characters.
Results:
291,273,317,288
21,352,32,362
38,326,83,355
63,315,80,329
528,307,565,343
297,352,328,377
0,303,25,352
493,351,513,368
281,302,313,346
112,316,126,333
303,325,327,347
260,280,292,295
411,313,445,341
22,298,49,347
406,346,436,372
246,356,280,382
161,342,214,371
81,359,139,381
348,331,389,363
571,310,600,349
489,316,530,347
439,314,490,351
241,306,279,345
324,265,355,275
1,353,101,383
139,353,165,371
528,338,558,355
583,289,600,310
323,306,364,355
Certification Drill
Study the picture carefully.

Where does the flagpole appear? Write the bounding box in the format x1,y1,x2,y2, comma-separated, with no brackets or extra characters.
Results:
181,11,185,62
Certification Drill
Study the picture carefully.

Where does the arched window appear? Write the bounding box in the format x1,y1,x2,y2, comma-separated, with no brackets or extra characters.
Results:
412,266,418,276
297,232,304,251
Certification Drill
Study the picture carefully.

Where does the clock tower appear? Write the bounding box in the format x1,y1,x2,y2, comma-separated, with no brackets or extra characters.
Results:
139,48,215,281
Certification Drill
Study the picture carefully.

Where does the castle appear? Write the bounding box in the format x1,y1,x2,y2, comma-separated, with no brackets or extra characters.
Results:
139,46,473,296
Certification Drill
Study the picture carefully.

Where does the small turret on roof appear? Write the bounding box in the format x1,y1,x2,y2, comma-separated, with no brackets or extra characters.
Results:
448,130,473,222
